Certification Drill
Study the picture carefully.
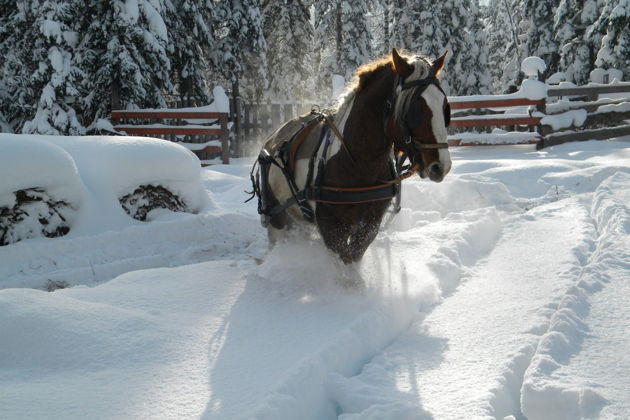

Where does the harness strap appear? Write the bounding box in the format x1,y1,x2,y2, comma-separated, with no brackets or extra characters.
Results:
307,183,398,204
322,114,356,164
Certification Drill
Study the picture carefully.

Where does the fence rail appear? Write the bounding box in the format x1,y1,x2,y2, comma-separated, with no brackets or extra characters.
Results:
111,110,230,165
110,79,630,161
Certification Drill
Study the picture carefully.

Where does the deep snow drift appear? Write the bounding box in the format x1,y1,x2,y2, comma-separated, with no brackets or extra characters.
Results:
1,138,629,419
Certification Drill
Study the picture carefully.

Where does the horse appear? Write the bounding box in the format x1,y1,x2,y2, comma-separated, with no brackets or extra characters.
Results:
249,49,452,264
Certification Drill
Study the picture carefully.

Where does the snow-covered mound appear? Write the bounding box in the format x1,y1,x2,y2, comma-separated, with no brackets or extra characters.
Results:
0,136,82,244
36,134,209,213
0,133,211,246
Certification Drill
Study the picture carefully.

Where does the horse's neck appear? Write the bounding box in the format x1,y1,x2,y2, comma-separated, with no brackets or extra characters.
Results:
343,71,396,162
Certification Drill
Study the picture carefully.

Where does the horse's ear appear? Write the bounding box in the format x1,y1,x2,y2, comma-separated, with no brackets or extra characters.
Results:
392,48,413,78
432,50,448,77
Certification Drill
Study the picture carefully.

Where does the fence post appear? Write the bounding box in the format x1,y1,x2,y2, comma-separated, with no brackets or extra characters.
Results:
220,114,230,164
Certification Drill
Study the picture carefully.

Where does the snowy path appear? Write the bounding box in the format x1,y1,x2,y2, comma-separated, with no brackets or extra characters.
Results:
1,140,629,419
333,198,595,419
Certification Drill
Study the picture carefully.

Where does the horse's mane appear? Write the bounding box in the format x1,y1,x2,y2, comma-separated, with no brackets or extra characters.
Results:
351,51,433,93
333,51,432,114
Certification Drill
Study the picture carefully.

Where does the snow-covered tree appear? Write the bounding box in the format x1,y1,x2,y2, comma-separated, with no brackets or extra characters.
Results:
593,0,630,77
213,0,268,99
79,0,172,121
262,0,314,101
314,0,373,95
523,0,560,77
0,0,85,134
21,0,86,135
338,0,373,80
483,0,522,92
554,0,600,84
388,0,488,95
1,1,38,132
165,0,216,104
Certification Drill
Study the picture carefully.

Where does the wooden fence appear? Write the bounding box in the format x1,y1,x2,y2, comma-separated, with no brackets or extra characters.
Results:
111,110,230,165
538,83,630,149
109,79,630,164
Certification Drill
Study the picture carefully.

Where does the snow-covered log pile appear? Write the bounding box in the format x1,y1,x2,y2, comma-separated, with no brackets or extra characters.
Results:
0,137,81,245
0,134,210,245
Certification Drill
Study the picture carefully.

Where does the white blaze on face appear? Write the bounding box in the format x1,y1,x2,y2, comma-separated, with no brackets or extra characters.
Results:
421,84,452,174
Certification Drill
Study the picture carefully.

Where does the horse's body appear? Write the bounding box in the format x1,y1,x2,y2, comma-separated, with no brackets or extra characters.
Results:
251,49,452,264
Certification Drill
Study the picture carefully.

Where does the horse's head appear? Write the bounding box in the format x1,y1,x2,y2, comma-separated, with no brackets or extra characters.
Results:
388,49,451,183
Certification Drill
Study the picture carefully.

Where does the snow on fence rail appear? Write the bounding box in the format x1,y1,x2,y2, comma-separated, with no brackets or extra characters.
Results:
111,110,230,165
537,82,630,149
109,75,629,158
446,80,630,149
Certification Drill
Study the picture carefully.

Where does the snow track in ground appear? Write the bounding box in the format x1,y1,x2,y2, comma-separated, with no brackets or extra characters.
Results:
521,172,630,420
1,140,629,419
333,197,595,419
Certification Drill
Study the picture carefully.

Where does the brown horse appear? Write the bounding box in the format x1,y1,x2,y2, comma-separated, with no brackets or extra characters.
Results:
250,49,452,264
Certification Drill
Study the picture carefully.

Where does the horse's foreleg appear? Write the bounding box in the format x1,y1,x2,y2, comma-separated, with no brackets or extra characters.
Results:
347,223,380,263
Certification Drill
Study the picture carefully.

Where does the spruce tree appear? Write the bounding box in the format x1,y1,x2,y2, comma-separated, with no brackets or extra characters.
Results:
594,0,630,77
78,0,172,121
314,0,372,82
389,0,487,95
1,1,39,132
554,0,600,84
21,0,86,135
523,0,560,77
263,0,314,101
212,0,268,100
165,0,216,105
338,0,373,80
483,0,521,92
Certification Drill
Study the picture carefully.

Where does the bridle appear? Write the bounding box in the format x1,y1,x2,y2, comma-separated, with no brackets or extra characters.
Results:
385,70,451,181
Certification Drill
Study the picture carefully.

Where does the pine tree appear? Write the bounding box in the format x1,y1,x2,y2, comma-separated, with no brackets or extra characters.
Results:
1,1,39,132
389,0,487,95
263,0,314,101
554,0,600,84
213,0,268,99
79,0,172,121
21,0,86,135
314,0,372,82
338,0,373,81
165,0,216,105
523,0,560,77
483,0,521,92
593,0,630,77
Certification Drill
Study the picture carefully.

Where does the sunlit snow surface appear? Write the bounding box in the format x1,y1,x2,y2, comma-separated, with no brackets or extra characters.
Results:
1,138,629,419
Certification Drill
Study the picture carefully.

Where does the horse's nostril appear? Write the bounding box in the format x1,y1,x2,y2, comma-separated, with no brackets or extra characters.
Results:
429,163,442,174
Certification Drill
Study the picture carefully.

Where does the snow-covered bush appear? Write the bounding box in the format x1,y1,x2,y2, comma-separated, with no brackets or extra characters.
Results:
120,185,187,221
0,133,209,245
35,135,209,222
0,188,74,246
0,135,82,245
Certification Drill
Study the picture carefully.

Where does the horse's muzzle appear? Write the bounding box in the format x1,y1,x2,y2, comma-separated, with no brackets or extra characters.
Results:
426,162,446,183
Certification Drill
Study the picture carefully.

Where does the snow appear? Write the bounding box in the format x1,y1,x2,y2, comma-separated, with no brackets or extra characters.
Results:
1,133,630,419
540,109,588,130
595,102,630,114
0,135,82,209
449,79,547,103
449,130,539,145
521,56,547,78
0,133,210,247
590,68,607,84
331,74,346,101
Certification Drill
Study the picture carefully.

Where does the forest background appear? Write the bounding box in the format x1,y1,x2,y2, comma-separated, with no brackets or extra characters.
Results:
0,0,628,136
